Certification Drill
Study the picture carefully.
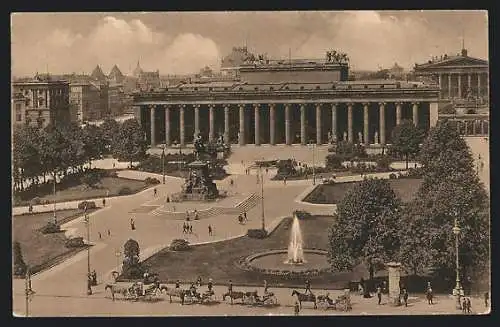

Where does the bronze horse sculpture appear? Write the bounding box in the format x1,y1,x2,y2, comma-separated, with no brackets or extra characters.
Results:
292,290,317,309
222,291,258,305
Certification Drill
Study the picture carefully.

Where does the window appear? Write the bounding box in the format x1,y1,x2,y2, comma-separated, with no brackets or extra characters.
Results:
38,98,45,106
15,103,21,111
16,109,22,122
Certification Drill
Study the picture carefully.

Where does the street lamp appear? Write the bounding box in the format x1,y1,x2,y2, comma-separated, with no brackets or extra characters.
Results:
161,145,166,184
53,171,57,224
308,140,316,185
452,216,462,308
259,161,265,231
84,213,92,295
25,268,35,317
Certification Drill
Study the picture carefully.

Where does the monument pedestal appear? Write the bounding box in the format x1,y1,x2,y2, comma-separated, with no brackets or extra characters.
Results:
386,262,402,306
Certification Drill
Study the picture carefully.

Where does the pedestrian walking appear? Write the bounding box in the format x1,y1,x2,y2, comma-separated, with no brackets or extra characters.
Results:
243,211,247,222
228,280,233,294
186,210,190,221
426,282,433,305
189,224,193,234
130,218,136,231
230,179,234,186
194,210,199,220
196,276,202,287
166,196,170,203
484,292,489,307
208,224,213,236
113,162,116,169
175,280,180,289
207,278,213,292
98,232,102,239
28,203,33,214
402,288,408,307
107,229,111,236
102,198,106,207
264,280,269,294
182,222,186,234
154,188,157,197
265,168,269,175
462,297,467,314
466,297,472,313
294,301,300,316
283,176,287,185
376,285,382,305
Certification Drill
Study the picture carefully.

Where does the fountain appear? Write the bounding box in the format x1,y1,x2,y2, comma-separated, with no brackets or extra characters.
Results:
238,214,330,276
286,215,305,264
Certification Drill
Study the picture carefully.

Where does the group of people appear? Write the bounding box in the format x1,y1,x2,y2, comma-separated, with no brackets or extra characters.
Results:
237,212,248,224
183,222,193,234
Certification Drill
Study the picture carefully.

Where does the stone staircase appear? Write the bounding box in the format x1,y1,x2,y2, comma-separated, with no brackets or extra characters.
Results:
150,192,261,220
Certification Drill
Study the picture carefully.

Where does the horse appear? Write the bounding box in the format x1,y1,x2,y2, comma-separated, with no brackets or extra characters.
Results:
292,290,317,309
161,286,187,305
105,283,136,301
222,291,257,305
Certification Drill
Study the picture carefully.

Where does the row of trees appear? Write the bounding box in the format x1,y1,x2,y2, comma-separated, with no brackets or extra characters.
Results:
328,120,489,286
13,118,148,192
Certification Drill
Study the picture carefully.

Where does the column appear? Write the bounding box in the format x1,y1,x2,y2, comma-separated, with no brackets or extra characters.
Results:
480,120,484,135
347,103,353,143
331,103,337,139
448,74,452,98
179,105,185,146
194,104,200,136
379,102,386,145
150,105,155,146
224,105,230,144
165,106,171,146
486,73,490,99
456,120,461,133
467,73,472,91
239,104,245,145
285,104,291,145
300,104,306,145
464,121,468,136
477,73,482,97
458,74,462,98
363,103,369,145
412,102,419,127
395,102,402,125
254,104,261,145
209,104,215,142
472,120,476,135
430,102,439,127
269,103,276,145
315,104,322,144
438,74,443,98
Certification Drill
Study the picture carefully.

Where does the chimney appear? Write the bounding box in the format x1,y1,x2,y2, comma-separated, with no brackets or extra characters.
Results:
461,48,468,57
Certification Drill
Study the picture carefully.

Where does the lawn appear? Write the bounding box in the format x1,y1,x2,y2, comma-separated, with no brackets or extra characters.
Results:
15,177,149,206
303,178,423,204
139,216,370,290
12,209,96,275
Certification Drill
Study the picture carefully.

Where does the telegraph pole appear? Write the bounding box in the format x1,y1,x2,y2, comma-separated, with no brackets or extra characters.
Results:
53,171,57,224
25,268,34,317
259,162,265,231
84,212,92,295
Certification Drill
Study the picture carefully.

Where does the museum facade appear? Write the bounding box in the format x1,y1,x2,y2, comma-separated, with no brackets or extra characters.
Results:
133,56,440,148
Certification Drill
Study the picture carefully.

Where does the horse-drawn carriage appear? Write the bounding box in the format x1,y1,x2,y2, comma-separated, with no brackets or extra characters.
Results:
161,285,217,305
248,291,279,307
316,293,352,311
105,281,161,301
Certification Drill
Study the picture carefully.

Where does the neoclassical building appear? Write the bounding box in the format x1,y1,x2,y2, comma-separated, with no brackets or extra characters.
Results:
133,55,440,148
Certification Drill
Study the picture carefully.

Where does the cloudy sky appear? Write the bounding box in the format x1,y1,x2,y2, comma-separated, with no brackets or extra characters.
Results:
11,11,488,77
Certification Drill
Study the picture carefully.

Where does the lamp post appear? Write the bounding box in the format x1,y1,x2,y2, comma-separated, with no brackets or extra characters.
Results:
452,217,462,308
161,145,166,184
84,213,92,295
53,171,57,224
25,268,35,317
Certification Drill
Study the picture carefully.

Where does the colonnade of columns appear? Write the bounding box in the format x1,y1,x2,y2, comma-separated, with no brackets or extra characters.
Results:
437,72,489,99
453,119,489,136
144,101,432,147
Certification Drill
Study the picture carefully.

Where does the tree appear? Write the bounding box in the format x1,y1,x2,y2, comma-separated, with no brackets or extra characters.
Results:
328,178,402,279
398,120,489,284
13,241,27,276
100,117,120,153
82,124,105,168
13,126,42,191
122,239,144,279
111,119,148,167
38,124,66,184
389,119,424,169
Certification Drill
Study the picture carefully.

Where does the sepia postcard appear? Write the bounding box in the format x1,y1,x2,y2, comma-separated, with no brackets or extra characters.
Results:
11,11,490,317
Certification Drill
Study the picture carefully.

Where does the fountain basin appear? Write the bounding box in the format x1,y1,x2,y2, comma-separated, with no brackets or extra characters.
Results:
237,249,331,276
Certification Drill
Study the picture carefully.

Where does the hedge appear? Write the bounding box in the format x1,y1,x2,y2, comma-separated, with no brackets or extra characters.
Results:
41,221,61,234
247,229,268,239
78,201,97,210
118,186,132,195
65,237,85,248
144,177,161,185
170,239,191,251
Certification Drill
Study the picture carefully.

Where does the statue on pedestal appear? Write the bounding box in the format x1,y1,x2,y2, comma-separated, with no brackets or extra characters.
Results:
374,130,379,144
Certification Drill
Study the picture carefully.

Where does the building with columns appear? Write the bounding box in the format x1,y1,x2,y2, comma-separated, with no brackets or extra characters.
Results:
413,48,489,104
133,53,440,149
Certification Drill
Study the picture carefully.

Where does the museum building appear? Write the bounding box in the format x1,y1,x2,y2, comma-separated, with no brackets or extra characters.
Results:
133,52,440,148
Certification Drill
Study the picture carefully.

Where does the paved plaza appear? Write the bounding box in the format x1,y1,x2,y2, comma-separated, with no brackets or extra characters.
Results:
12,138,489,317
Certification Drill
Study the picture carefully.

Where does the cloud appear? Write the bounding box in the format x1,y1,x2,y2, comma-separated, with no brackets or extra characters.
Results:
11,15,220,76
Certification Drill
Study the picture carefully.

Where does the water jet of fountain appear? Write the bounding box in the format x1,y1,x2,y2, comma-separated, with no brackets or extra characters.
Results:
286,215,305,264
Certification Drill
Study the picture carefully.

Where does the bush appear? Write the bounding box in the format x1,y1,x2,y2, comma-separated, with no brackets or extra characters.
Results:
247,229,268,239
325,155,343,170
80,171,101,188
31,197,41,205
78,201,97,210
12,241,27,277
144,177,161,185
376,156,392,171
293,210,312,220
65,237,85,248
118,186,132,195
41,221,61,234
170,239,191,251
